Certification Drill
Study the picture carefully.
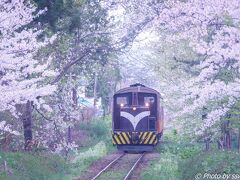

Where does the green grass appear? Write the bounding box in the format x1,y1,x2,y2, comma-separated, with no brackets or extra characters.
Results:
0,152,69,180
180,150,240,180
69,116,115,178
69,141,110,178
79,115,115,152
141,131,240,180
142,151,180,180
0,116,116,180
98,170,126,180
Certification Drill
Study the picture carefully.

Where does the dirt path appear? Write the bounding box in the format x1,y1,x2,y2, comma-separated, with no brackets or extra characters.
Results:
76,152,122,180
76,152,159,180
97,153,142,180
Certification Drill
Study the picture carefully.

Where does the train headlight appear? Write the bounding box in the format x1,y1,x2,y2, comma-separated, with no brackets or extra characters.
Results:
133,107,137,111
120,103,124,107
145,102,149,107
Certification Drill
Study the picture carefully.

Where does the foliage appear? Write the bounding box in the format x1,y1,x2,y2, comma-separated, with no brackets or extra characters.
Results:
80,119,108,137
142,131,201,180
33,0,120,154
0,0,56,115
70,141,107,177
0,0,57,148
0,0,120,153
0,116,114,179
1,0,240,178
180,151,240,180
33,0,67,31
68,116,114,178
153,0,240,139
79,116,114,149
142,152,180,180
0,152,68,180
142,132,239,180
227,101,240,128
117,0,240,143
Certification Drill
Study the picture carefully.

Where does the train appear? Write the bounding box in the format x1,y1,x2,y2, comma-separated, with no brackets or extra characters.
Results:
111,83,164,152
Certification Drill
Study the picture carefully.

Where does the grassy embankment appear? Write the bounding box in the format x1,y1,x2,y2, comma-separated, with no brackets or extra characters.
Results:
0,116,114,180
141,131,240,180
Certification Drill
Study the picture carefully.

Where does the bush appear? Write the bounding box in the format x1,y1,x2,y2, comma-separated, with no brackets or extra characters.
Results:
0,152,68,180
0,116,115,180
80,116,111,137
69,141,107,177
142,152,180,180
79,116,113,149
68,116,114,178
143,135,240,180
179,151,240,180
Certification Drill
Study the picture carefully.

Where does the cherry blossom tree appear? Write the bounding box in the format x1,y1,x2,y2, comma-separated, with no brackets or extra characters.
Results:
0,1,56,139
157,0,240,137
114,0,240,142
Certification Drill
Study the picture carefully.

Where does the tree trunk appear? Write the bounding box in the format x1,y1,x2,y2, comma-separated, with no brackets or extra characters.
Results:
225,120,231,150
93,73,98,107
1,133,12,151
72,87,78,106
217,137,224,150
23,100,33,150
205,141,210,151
205,138,210,151
226,132,230,149
3,160,8,172
238,128,240,153
67,126,72,144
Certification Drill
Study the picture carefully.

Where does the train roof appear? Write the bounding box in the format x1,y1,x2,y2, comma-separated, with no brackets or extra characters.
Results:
115,83,161,97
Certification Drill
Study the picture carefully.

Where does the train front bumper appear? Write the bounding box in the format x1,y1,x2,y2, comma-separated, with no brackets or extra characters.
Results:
112,131,159,145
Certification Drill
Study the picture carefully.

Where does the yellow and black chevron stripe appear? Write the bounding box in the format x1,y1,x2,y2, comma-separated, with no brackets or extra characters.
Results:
112,132,131,145
112,131,159,145
139,132,158,145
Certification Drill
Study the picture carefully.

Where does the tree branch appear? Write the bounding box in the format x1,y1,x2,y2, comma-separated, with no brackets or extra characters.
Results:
51,49,91,84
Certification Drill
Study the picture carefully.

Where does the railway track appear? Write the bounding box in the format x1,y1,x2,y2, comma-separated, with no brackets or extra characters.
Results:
90,153,145,180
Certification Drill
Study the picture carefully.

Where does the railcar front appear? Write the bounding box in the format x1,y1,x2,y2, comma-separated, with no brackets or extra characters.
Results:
111,84,163,152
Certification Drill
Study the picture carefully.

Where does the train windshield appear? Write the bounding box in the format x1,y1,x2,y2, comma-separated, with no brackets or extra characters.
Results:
114,93,156,108
138,93,156,107
115,93,132,107
139,93,156,117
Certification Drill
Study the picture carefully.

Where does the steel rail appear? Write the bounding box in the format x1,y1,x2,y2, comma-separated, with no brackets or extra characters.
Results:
123,153,145,180
91,153,125,180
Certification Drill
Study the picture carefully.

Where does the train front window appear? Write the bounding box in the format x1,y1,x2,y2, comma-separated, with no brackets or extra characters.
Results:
115,93,132,107
116,97,128,107
143,96,155,107
138,93,157,116
138,93,155,107
113,93,132,130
